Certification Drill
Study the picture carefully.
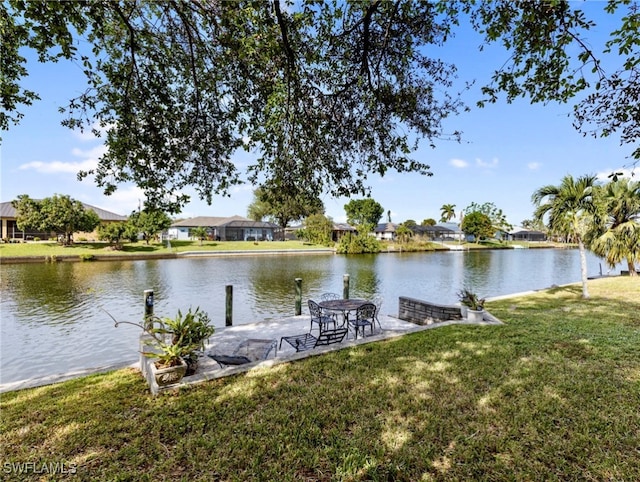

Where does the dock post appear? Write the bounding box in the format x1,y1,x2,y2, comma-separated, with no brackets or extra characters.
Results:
141,289,155,379
143,289,154,329
295,278,302,315
343,274,350,299
225,285,233,326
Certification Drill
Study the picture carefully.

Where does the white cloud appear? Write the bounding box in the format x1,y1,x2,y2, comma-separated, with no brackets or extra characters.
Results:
18,159,98,174
450,158,468,168
528,162,541,171
89,186,146,216
71,144,108,159
476,157,499,168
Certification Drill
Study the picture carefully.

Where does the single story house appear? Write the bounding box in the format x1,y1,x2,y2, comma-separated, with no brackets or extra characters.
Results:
508,228,547,242
331,222,357,242
374,222,398,241
410,224,456,241
0,200,127,241
284,221,357,242
168,216,280,241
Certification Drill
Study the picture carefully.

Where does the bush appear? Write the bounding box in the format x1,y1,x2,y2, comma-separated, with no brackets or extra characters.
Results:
336,233,381,254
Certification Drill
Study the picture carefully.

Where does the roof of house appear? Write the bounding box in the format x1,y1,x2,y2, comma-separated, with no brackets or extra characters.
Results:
170,215,277,229
374,222,398,233
509,228,546,235
0,201,127,221
411,225,455,234
333,223,356,231
170,215,245,227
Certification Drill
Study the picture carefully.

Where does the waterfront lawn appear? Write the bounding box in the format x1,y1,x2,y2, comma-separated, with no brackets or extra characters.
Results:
1,277,638,480
0,239,324,258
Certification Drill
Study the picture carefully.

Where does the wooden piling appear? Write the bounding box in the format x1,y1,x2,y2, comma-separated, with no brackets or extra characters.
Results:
295,278,302,315
143,289,154,329
343,274,350,299
225,285,233,326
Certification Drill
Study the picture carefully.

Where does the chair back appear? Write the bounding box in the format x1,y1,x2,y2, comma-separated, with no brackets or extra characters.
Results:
320,292,340,301
356,303,376,321
308,299,323,319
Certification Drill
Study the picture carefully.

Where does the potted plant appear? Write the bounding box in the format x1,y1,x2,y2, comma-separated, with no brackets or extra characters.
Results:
147,342,190,387
157,307,215,376
111,306,214,386
457,288,485,322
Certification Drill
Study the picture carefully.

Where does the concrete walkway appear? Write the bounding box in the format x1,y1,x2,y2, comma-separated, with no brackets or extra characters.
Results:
1,311,503,394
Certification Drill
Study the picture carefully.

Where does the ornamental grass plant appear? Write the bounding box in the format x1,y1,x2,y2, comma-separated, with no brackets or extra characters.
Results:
1,277,639,481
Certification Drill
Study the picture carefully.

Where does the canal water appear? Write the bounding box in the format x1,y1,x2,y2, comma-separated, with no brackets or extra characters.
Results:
0,248,617,384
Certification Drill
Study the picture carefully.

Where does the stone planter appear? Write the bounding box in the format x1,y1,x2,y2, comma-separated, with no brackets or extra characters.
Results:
149,358,187,387
466,309,484,323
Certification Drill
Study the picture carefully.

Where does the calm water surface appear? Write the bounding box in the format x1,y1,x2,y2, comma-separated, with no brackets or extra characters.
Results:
0,248,616,384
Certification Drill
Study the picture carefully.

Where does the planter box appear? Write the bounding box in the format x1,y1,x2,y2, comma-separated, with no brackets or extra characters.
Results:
149,358,187,387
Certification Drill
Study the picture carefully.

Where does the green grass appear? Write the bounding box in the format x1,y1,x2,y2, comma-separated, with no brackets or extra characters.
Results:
1,277,639,480
0,239,327,259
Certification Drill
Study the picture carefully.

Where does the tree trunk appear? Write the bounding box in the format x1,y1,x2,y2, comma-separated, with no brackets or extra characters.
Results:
627,258,638,277
578,238,590,299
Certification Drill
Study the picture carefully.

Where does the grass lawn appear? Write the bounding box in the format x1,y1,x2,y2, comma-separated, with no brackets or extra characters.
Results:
1,277,638,480
0,239,329,259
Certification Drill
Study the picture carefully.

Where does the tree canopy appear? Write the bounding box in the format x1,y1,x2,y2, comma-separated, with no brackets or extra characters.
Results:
460,211,494,243
344,198,384,231
12,194,101,245
3,1,639,211
463,202,512,234
128,209,173,244
246,186,324,231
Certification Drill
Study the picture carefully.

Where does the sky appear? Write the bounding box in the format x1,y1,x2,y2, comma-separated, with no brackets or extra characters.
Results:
1,3,636,228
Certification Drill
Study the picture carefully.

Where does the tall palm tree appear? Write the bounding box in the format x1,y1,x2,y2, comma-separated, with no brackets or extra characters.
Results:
532,174,599,299
589,178,640,276
440,204,456,223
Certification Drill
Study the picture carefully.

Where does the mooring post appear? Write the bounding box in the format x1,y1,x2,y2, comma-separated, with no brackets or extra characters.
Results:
295,278,302,315
343,274,350,299
225,285,233,326
140,289,155,379
143,289,154,329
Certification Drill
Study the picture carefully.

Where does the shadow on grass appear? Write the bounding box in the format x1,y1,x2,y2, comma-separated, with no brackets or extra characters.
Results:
3,323,639,480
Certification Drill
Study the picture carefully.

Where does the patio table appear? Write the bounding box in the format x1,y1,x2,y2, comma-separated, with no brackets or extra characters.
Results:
318,298,368,329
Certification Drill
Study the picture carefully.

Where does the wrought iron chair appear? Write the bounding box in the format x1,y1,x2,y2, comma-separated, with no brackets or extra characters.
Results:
348,303,377,340
320,292,343,324
320,292,341,301
308,299,337,334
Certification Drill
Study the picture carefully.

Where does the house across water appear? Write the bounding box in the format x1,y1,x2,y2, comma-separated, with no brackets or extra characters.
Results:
168,215,281,241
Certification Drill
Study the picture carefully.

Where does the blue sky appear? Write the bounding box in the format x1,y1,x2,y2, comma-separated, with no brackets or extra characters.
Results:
1,4,634,227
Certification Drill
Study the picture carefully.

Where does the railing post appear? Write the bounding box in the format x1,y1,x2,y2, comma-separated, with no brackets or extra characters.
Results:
343,274,350,299
295,278,302,316
225,285,233,326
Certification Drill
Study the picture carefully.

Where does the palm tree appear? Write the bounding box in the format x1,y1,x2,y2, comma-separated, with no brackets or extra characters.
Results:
589,178,640,276
440,204,456,223
532,174,599,299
